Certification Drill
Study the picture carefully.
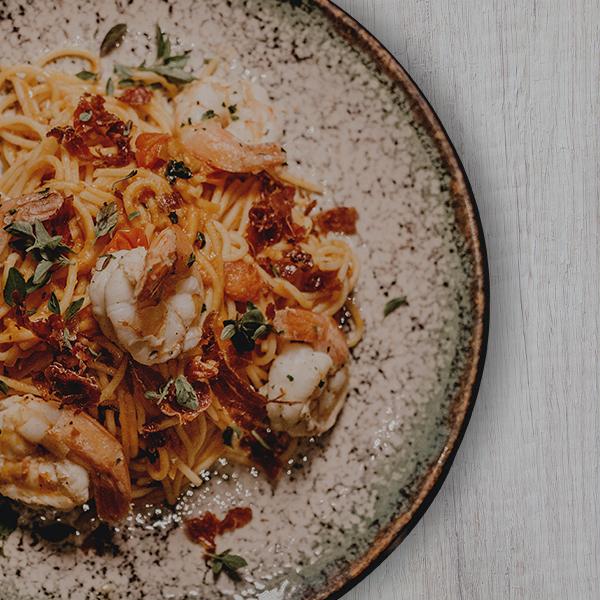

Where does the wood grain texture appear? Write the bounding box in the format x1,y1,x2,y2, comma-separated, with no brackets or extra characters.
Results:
335,1,600,598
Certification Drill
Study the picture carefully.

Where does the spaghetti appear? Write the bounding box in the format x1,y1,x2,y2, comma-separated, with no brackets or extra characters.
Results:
0,41,362,518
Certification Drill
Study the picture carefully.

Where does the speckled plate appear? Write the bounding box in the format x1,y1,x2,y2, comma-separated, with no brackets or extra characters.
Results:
0,1,488,598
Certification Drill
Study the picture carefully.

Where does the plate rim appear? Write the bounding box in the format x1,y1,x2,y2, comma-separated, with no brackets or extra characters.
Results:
308,1,491,598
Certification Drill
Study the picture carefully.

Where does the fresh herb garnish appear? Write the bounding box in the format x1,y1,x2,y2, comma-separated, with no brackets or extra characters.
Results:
227,104,237,115
48,291,61,315
207,549,248,580
113,25,195,88
0,380,9,394
100,23,128,57
128,210,140,221
383,296,408,317
195,232,206,249
165,160,193,184
3,219,72,293
75,70,97,81
221,302,273,353
3,267,27,307
106,77,115,96
145,374,198,410
64,297,84,321
94,202,119,238
168,211,178,224
79,110,92,122
186,252,196,267
286,374,294,382
201,109,216,120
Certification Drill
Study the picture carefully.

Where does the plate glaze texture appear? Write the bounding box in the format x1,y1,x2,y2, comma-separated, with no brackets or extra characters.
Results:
0,1,488,598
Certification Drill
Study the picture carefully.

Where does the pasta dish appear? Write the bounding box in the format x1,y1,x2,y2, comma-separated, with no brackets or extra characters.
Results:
0,26,361,525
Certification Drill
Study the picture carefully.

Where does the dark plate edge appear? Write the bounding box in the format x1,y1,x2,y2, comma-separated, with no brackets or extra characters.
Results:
306,2,491,599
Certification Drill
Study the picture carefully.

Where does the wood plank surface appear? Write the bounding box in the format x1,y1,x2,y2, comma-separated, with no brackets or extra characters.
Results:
335,1,600,598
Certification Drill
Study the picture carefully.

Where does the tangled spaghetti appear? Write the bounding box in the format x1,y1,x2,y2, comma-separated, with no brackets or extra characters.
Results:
0,43,362,519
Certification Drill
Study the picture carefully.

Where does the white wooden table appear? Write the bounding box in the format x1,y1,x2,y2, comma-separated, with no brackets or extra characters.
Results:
337,1,600,598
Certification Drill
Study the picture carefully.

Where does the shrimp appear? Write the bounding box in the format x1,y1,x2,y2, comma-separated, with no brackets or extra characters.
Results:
174,76,281,145
178,120,286,175
261,309,350,437
0,394,131,521
89,225,205,365
0,190,65,255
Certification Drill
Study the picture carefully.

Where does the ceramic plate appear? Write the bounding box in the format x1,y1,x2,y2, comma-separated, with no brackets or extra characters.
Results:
0,1,488,598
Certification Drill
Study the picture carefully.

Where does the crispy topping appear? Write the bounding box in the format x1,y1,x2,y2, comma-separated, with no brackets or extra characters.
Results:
314,206,358,235
47,94,134,168
44,362,101,408
246,180,304,254
119,86,153,106
185,507,252,554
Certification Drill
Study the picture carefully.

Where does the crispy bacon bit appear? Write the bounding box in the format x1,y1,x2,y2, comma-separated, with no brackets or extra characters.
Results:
259,247,341,293
265,302,276,321
314,206,358,235
119,86,153,106
246,179,304,254
200,314,289,477
185,507,252,554
156,190,183,212
47,94,134,168
44,362,101,408
223,260,263,302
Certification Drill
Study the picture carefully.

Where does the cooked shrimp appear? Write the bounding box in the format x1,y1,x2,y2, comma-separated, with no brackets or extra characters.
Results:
261,309,350,436
0,190,65,255
174,76,281,144
178,120,286,174
0,394,131,521
89,226,205,365
273,308,349,368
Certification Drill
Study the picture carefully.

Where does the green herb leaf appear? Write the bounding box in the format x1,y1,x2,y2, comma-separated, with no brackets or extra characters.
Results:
201,109,216,120
286,374,294,382
207,550,248,580
3,267,27,306
220,302,273,353
173,375,198,410
94,202,119,239
76,70,97,81
4,220,34,239
155,24,171,61
48,291,61,315
128,210,140,221
228,104,237,115
383,296,408,317
186,252,196,267
165,160,193,184
106,77,115,96
100,23,127,57
79,110,92,122
0,380,8,394
31,259,54,286
64,297,84,321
